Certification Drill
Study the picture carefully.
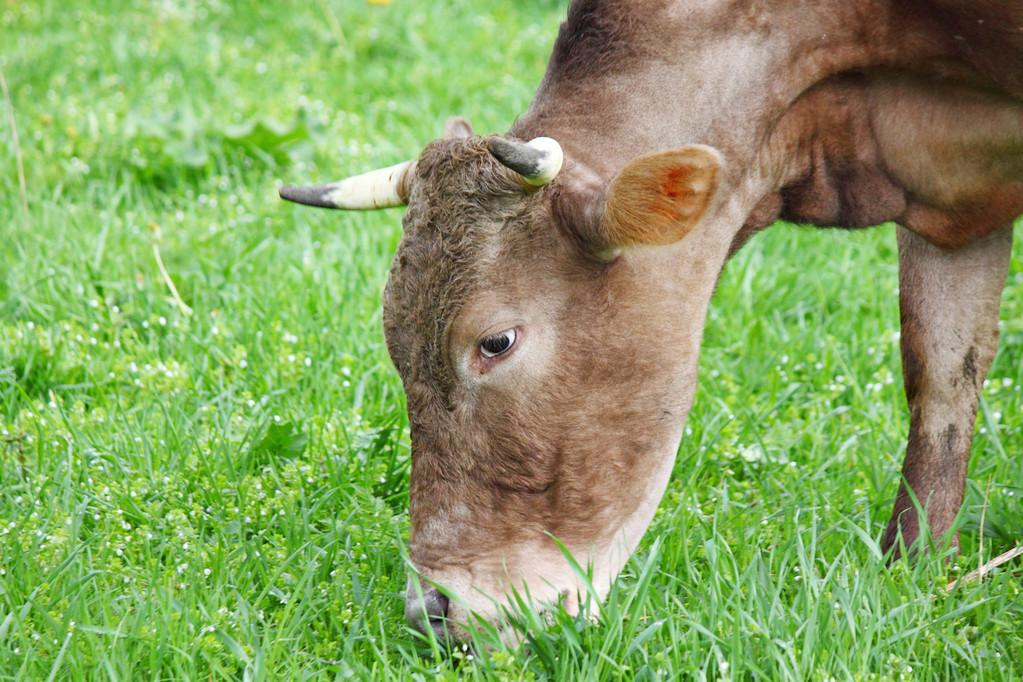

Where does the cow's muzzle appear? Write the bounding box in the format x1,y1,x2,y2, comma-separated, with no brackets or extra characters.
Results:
404,586,450,638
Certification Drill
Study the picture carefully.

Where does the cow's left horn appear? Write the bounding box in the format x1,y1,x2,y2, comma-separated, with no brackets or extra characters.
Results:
280,159,416,210
488,136,564,187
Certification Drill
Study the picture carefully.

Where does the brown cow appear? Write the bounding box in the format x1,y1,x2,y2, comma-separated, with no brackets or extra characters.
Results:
281,0,1023,640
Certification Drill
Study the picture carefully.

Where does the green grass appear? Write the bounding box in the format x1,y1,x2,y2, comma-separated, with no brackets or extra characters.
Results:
1,0,1022,678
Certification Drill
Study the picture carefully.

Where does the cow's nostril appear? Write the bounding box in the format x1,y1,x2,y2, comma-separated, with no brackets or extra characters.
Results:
423,588,449,621
406,586,450,635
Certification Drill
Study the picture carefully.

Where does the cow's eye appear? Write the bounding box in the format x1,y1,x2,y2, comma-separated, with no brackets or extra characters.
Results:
479,329,516,358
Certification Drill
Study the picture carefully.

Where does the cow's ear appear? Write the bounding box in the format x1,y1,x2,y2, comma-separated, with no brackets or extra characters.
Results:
597,145,721,249
444,116,474,139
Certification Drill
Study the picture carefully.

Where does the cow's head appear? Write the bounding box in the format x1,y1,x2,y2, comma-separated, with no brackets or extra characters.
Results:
281,119,724,641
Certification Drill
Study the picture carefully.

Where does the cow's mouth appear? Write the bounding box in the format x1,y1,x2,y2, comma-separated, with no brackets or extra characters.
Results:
406,550,602,650
416,596,582,650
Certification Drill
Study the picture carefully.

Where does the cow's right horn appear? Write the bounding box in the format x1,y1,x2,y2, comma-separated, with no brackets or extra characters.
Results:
280,159,416,210
488,136,564,188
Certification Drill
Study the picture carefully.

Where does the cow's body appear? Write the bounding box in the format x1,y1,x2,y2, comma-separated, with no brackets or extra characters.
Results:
515,0,1023,244
511,0,1022,557
282,0,1023,640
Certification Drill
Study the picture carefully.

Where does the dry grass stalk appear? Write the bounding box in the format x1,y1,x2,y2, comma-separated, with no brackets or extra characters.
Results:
947,544,1023,593
152,242,194,317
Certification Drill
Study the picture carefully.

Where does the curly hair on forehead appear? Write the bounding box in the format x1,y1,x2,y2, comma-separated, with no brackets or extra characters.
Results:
382,136,544,397
414,136,530,204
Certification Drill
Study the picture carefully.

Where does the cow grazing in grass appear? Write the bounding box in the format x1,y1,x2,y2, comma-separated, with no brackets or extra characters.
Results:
281,0,1023,640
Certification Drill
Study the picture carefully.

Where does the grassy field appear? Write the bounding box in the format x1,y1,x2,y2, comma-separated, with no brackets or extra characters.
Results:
2,0,1022,679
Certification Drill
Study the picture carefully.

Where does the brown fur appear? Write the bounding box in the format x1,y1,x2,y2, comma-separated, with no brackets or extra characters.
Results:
928,0,1023,97
547,0,652,81
772,74,908,229
882,227,1011,554
385,138,687,573
353,0,1023,631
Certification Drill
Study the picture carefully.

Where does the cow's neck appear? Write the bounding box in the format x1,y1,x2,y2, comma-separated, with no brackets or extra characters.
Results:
512,0,946,211
507,1,954,461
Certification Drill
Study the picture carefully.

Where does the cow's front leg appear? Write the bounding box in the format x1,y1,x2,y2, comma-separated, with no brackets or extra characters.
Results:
882,225,1012,558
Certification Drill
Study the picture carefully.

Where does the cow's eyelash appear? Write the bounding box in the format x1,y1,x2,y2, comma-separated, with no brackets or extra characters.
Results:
479,329,517,359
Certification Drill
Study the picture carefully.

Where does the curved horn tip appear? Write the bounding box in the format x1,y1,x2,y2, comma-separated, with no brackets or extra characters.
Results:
279,184,339,209
279,159,415,210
